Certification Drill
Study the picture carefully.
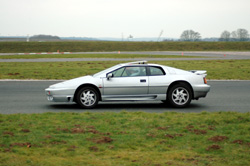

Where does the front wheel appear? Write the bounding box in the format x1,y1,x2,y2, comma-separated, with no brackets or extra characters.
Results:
76,87,99,109
167,83,192,108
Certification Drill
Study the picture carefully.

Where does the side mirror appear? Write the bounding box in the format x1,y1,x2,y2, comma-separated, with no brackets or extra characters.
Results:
106,73,113,80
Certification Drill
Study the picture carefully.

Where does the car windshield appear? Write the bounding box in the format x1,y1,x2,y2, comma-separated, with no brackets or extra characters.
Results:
93,64,122,77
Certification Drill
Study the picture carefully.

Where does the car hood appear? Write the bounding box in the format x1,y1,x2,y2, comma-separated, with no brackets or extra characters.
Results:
48,75,94,89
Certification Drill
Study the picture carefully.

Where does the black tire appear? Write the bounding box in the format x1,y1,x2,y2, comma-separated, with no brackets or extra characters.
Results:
76,87,99,109
167,83,192,108
161,100,169,104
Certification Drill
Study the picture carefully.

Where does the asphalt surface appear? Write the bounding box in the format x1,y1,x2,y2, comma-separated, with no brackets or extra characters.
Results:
1,51,250,62
0,80,249,114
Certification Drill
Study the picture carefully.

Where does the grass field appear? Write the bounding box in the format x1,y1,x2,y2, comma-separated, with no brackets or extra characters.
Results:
0,60,250,80
0,41,250,53
0,54,202,59
1,112,250,166
1,41,250,166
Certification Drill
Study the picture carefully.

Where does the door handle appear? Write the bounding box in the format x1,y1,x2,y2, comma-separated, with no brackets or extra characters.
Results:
140,79,146,83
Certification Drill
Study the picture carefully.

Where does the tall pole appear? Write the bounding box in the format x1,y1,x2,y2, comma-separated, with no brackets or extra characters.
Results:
157,30,163,42
27,34,30,42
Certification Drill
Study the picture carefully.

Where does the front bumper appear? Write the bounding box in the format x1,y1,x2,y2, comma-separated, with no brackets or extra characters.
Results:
45,88,75,102
46,94,74,102
192,84,210,99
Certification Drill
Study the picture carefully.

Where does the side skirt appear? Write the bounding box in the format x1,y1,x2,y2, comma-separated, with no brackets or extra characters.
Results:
102,94,166,101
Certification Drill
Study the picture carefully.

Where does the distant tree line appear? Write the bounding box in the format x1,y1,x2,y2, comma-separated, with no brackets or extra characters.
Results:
29,35,61,41
164,28,249,42
219,29,249,41
179,30,201,41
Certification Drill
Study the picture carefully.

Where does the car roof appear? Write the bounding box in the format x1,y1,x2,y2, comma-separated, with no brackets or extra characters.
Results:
120,61,163,67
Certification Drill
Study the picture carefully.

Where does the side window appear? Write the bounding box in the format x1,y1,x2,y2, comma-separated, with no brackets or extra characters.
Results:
149,67,165,76
111,67,125,77
122,67,146,77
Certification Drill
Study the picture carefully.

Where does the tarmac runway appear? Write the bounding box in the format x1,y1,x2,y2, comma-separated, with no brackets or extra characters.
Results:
0,51,250,62
0,80,249,114
0,51,249,114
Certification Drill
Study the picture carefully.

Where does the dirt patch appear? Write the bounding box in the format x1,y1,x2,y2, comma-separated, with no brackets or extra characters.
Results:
232,140,244,145
191,129,207,135
165,134,175,139
165,161,173,165
108,145,115,149
44,135,53,139
96,136,113,144
89,146,98,152
208,136,228,142
50,140,67,145
3,131,14,136
159,140,167,144
86,126,96,129
18,123,24,127
105,132,111,135
57,128,70,132
147,133,156,138
185,125,194,130
0,144,6,148
71,128,85,134
175,133,184,137
165,133,184,139
156,126,169,130
206,144,221,151
208,126,216,130
21,129,30,133
8,73,20,76
87,129,111,136
88,129,100,134
185,125,210,135
11,142,31,147
245,143,250,147
67,145,77,151
87,136,113,144
57,126,110,135
3,148,12,153
74,124,81,128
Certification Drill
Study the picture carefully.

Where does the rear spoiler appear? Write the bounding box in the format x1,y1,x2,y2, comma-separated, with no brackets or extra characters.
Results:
189,70,207,77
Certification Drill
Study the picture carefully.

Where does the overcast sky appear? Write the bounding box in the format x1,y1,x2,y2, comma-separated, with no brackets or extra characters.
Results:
0,0,250,38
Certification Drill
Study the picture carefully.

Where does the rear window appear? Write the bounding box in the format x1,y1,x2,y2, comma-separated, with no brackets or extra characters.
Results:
149,66,165,76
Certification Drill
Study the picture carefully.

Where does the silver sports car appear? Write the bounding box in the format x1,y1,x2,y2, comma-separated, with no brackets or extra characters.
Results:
45,61,210,108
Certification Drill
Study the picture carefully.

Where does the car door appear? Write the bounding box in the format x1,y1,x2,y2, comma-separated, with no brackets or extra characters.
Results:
148,66,169,94
102,66,148,99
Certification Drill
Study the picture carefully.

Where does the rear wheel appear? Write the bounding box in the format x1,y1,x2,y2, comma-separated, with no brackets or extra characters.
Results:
76,87,99,109
167,83,192,108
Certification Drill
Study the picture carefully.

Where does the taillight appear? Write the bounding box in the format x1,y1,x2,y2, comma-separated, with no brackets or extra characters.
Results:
204,77,207,84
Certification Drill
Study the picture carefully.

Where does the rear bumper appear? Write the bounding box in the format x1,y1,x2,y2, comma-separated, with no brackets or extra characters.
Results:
192,84,210,99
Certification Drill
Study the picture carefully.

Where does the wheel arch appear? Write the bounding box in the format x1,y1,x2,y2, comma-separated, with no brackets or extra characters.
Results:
167,81,194,99
73,84,102,102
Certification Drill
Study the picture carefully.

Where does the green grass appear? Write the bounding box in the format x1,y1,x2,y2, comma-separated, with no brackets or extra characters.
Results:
0,60,250,80
0,41,250,53
1,112,250,166
0,54,202,59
